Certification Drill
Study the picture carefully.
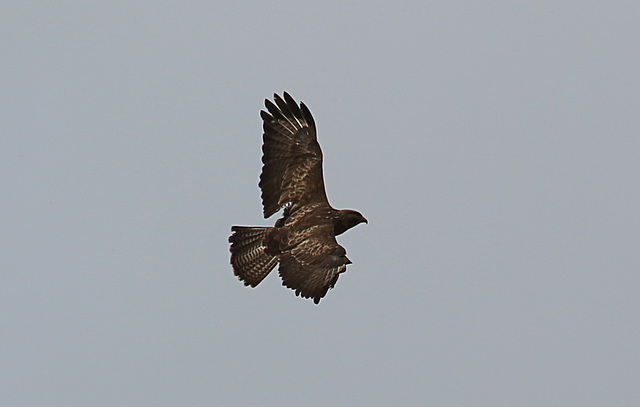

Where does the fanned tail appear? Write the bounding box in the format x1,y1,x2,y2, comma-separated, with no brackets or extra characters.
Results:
229,226,278,287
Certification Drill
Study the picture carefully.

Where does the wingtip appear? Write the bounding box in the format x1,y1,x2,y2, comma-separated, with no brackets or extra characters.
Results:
285,91,302,106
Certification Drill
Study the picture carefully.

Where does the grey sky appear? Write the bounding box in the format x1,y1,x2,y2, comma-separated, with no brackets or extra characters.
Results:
2,2,639,406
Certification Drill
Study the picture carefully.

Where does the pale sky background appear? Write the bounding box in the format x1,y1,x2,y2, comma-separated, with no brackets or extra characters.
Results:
2,2,639,406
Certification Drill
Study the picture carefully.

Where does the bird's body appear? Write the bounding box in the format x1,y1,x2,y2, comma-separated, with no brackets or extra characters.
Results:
229,92,366,304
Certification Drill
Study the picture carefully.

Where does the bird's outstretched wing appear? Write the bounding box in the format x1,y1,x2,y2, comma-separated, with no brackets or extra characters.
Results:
278,224,351,304
259,92,329,218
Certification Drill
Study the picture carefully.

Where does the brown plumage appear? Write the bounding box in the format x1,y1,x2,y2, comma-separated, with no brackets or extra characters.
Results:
229,92,367,304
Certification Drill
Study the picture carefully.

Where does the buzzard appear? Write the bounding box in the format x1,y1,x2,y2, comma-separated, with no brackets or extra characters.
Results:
229,92,367,304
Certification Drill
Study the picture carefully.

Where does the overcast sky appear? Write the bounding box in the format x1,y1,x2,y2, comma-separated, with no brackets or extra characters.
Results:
2,2,639,406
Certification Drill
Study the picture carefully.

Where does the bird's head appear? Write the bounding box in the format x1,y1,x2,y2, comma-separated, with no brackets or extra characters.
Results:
334,209,367,236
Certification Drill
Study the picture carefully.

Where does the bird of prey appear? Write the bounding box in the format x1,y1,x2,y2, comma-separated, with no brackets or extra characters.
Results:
229,92,367,304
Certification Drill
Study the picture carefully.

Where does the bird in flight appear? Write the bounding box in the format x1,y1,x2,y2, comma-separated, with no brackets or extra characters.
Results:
229,92,367,304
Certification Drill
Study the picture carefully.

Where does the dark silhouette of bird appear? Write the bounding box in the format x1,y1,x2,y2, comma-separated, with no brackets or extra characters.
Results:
229,92,367,303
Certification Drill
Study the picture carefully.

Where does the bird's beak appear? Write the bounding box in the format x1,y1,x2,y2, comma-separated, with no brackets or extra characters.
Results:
363,217,368,224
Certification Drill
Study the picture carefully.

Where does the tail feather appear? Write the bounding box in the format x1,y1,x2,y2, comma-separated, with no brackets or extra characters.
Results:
229,226,278,287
